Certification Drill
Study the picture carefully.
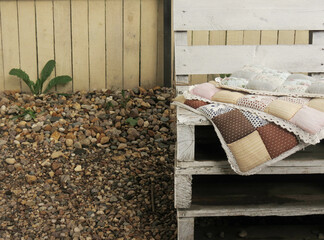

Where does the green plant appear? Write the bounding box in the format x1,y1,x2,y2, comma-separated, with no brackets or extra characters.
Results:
219,74,231,78
121,90,130,108
125,117,138,127
9,60,72,95
104,101,113,111
11,107,37,120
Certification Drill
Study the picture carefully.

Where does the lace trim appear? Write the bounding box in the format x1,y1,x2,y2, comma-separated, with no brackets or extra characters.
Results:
173,101,310,175
183,90,324,145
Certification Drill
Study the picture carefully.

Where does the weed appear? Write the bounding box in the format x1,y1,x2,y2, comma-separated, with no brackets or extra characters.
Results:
125,117,138,127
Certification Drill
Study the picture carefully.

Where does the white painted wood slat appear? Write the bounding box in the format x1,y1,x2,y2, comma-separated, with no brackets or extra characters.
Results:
176,45,324,75
174,0,324,31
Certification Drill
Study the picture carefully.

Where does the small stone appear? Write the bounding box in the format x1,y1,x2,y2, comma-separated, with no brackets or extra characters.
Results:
112,155,126,161
41,159,51,167
49,171,55,178
51,162,62,171
100,136,110,144
110,196,118,202
74,165,83,172
66,132,76,140
74,148,86,155
137,118,144,127
50,116,61,123
319,233,324,239
74,227,81,233
219,232,225,238
5,158,16,165
74,141,82,149
118,137,127,143
127,128,139,139
205,232,213,239
81,138,91,146
51,131,61,141
141,101,151,108
117,143,127,150
51,151,64,159
66,139,73,147
26,174,37,184
143,121,149,128
238,230,247,238
129,109,139,118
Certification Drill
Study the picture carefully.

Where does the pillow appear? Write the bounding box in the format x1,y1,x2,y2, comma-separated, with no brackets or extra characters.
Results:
190,82,221,100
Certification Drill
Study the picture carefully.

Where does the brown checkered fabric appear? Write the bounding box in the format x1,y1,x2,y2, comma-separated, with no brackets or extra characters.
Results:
184,99,208,109
257,123,298,158
212,109,255,144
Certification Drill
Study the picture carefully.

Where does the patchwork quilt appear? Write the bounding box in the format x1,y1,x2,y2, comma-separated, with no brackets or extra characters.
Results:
174,79,324,175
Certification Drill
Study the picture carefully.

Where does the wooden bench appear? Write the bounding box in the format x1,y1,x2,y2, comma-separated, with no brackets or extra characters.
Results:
173,1,324,239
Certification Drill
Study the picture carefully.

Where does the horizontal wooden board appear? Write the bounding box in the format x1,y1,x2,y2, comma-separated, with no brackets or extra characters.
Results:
175,45,324,75
174,0,324,31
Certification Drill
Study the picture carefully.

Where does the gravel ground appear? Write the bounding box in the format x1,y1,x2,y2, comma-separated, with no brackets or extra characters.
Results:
0,87,177,240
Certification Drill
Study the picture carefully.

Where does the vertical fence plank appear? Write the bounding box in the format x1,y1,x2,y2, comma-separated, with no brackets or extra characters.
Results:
226,31,244,45
0,6,4,91
295,30,309,44
243,31,261,45
71,0,89,91
106,0,123,90
1,1,21,91
89,0,106,90
141,0,158,88
124,0,140,89
17,0,37,93
278,30,295,44
191,31,208,84
36,0,55,92
156,0,164,87
54,0,73,93
260,31,278,45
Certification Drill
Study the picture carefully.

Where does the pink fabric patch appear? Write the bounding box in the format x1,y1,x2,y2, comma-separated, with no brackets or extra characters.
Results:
289,106,324,134
190,83,221,100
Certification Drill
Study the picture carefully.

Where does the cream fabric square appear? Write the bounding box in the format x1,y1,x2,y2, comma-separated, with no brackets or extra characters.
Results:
308,98,324,113
228,131,271,173
264,99,302,120
227,131,271,172
211,90,245,104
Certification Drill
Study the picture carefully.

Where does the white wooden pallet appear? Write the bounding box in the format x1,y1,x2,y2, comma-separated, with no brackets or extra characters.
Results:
173,0,324,239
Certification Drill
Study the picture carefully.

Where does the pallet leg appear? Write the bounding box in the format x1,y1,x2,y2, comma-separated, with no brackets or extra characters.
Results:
175,174,192,208
178,217,194,240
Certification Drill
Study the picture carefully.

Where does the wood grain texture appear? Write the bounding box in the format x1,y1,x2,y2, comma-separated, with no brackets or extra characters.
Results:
156,0,164,87
295,30,309,45
244,31,261,45
141,0,158,88
177,124,195,161
226,31,243,45
1,1,21,91
261,30,278,45
106,0,123,90
54,0,73,93
177,217,194,240
89,0,106,90
175,45,324,75
174,0,324,31
278,30,295,45
36,0,55,92
191,31,208,84
174,174,192,208
17,0,37,93
124,0,140,89
71,0,89,91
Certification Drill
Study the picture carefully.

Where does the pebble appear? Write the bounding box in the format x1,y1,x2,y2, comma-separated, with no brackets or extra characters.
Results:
100,136,110,144
5,158,16,165
66,138,73,147
238,230,248,238
51,151,64,159
74,165,83,172
319,233,324,239
26,174,37,184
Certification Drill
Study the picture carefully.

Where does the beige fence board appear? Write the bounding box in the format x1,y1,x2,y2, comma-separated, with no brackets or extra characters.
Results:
71,0,89,91
106,0,123,90
227,31,244,45
192,31,209,84
124,0,140,89
89,0,106,90
244,31,261,45
278,30,295,45
0,9,4,91
209,31,226,45
1,1,21,91
141,0,158,88
17,0,37,93
54,0,73,93
261,30,278,45
36,0,55,92
156,0,164,87
295,30,309,44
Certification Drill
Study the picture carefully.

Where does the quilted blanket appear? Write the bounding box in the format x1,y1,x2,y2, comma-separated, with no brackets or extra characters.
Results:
174,81,324,175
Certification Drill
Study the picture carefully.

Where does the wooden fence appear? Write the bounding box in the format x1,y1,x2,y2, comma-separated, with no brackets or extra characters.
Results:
0,0,164,93
0,1,309,92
